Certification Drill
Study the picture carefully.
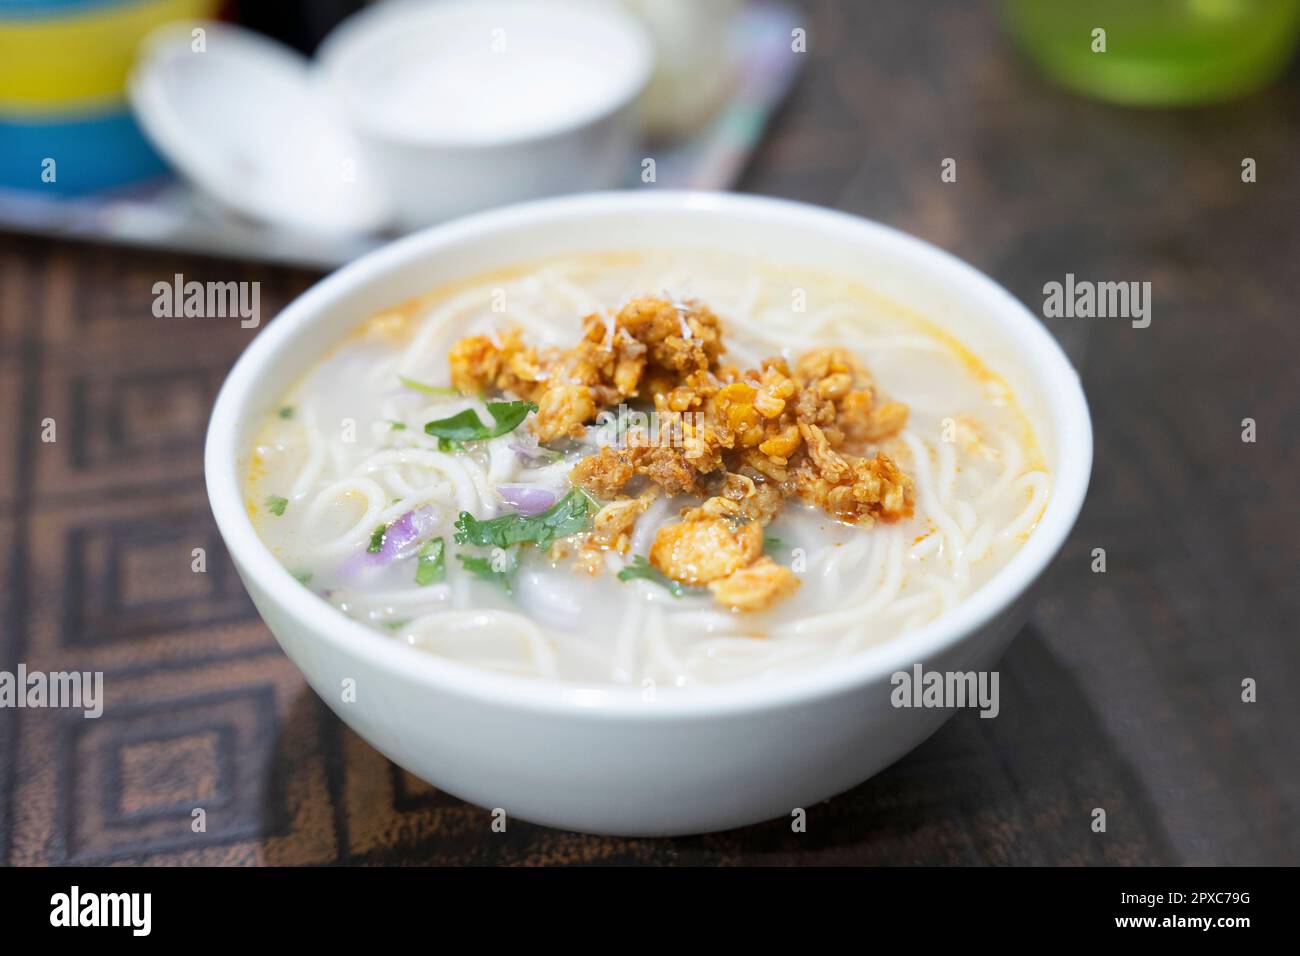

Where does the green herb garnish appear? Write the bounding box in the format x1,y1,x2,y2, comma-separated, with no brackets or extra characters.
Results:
388,420,407,431
399,375,458,396
574,485,600,512
617,555,702,599
425,400,537,446
291,569,313,585
457,546,519,593
265,495,288,516
763,535,784,557
453,488,590,549
381,618,412,631
415,537,446,586
278,406,294,419
366,523,388,553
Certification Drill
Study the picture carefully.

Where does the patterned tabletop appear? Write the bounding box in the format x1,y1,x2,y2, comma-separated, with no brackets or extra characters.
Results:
1,0,1297,865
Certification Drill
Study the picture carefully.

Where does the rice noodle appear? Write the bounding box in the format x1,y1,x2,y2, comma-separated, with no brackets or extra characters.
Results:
245,251,1051,685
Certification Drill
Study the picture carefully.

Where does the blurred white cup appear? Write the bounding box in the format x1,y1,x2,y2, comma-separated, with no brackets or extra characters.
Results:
319,0,655,229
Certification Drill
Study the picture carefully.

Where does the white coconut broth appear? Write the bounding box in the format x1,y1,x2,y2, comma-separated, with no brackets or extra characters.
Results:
245,251,1049,686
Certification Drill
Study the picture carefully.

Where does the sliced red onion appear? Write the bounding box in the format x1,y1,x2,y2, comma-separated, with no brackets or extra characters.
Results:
341,507,438,577
378,507,437,561
508,433,549,465
497,485,558,516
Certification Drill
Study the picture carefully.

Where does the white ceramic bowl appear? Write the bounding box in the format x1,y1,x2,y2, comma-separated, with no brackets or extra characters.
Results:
317,0,654,229
205,192,1091,836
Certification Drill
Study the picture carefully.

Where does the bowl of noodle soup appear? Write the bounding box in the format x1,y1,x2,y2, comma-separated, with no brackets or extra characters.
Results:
206,192,1091,835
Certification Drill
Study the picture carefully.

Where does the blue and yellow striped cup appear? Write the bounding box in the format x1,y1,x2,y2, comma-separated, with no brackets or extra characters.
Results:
0,0,219,193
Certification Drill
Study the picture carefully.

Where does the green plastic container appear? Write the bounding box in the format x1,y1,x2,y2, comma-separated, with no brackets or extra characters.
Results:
1003,0,1300,105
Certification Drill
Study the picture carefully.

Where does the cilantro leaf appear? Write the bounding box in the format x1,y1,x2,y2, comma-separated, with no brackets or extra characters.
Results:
453,488,590,549
399,375,458,396
278,406,294,419
456,546,519,593
574,485,601,512
291,569,312,585
388,420,407,431
763,535,784,557
617,555,702,599
265,495,288,516
425,400,537,445
415,537,446,586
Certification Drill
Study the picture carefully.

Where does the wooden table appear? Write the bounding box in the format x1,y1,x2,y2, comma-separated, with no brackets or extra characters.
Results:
2,0,1296,865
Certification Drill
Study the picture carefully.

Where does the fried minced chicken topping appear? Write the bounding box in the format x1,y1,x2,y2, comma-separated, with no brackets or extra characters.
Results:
449,295,914,612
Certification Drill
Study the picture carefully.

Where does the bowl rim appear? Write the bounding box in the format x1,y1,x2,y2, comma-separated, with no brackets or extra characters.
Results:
205,190,1092,719
317,0,656,150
